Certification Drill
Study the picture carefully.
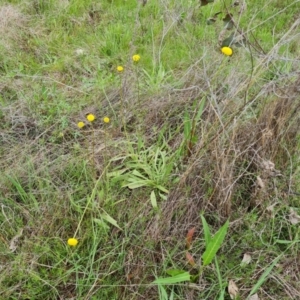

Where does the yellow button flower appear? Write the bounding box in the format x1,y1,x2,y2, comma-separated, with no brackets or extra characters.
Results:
103,116,110,123
77,121,85,129
86,113,95,122
221,46,233,56
67,238,78,247
117,66,124,72
132,54,141,62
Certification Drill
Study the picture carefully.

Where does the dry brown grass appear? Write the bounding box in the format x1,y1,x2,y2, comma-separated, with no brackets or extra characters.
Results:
116,56,300,299
0,4,27,50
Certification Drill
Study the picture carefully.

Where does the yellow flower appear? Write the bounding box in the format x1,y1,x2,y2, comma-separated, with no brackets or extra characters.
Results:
86,113,95,122
132,54,141,62
67,238,78,247
221,46,233,56
103,116,110,123
117,66,124,72
77,121,85,129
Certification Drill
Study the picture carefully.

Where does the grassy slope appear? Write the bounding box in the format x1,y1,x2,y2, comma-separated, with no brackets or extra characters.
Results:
0,0,300,299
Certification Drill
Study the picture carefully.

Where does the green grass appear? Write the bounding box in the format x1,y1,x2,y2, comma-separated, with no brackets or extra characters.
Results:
1,0,300,299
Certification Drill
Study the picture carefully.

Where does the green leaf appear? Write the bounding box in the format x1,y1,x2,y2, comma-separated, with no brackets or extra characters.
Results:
195,98,206,123
215,256,225,300
223,13,234,30
221,33,234,47
166,269,187,277
218,289,226,300
202,220,229,266
107,168,128,177
274,239,296,244
94,213,122,231
93,218,110,230
222,33,247,48
132,169,148,179
159,192,168,200
158,285,168,300
200,214,211,247
156,185,169,193
206,12,221,25
248,255,282,297
207,18,217,25
122,180,151,189
200,0,214,6
150,190,157,208
153,272,191,284
191,135,198,144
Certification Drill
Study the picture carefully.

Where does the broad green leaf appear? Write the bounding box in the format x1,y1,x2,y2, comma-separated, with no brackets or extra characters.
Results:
126,175,146,182
223,13,234,30
94,213,122,230
202,220,229,266
150,190,157,208
122,180,151,189
153,272,191,284
93,218,109,230
200,215,211,247
132,169,148,179
159,192,168,200
166,269,186,277
158,285,168,300
221,33,234,47
248,255,281,297
156,185,169,193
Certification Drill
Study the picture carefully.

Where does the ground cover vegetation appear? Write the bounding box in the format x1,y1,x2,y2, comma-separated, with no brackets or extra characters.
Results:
0,0,300,299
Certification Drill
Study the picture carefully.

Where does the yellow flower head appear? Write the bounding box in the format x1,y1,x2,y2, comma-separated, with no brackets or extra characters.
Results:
103,116,110,123
67,238,78,247
117,66,124,72
132,54,141,62
221,46,233,56
86,113,95,122
77,121,85,129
